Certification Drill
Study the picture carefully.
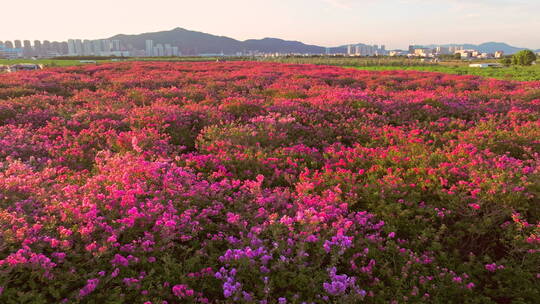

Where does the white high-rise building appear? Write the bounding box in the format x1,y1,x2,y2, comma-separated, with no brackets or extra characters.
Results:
112,40,121,51
153,44,164,57
83,40,93,55
358,45,374,56
102,40,112,52
145,40,154,57
92,40,102,55
67,39,76,55
435,46,450,55
74,39,83,56
347,45,354,55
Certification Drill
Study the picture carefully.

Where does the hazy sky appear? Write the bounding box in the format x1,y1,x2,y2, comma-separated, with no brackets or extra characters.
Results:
1,0,539,49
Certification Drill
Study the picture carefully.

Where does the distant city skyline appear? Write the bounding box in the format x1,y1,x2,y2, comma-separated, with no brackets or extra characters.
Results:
1,29,532,59
0,0,539,50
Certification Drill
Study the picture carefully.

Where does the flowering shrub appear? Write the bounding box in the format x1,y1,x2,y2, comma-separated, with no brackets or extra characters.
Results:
0,62,539,303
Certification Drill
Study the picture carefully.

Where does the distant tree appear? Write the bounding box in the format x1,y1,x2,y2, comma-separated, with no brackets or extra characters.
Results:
512,50,537,66
499,57,512,66
453,53,462,60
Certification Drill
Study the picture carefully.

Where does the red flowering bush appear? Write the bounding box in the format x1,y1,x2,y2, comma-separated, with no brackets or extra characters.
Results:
0,62,539,303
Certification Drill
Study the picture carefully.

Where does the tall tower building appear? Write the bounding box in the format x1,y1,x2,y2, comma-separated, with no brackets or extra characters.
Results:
34,40,42,56
23,40,32,57
74,39,83,56
14,40,22,49
347,45,353,55
145,40,154,57
102,40,112,52
51,41,62,55
92,40,102,56
112,40,121,51
43,40,51,56
67,39,76,55
83,40,92,55
153,44,164,57
60,42,69,55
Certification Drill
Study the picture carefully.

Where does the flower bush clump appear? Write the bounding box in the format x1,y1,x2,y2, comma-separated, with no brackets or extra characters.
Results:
0,62,539,303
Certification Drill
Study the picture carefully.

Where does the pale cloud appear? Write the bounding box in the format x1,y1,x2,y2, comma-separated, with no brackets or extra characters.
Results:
324,0,521,10
323,0,372,8
400,0,534,10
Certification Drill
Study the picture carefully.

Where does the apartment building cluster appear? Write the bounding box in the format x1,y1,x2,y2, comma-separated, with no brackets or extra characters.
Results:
0,39,132,58
455,49,504,59
0,38,182,58
0,40,69,58
407,45,504,59
346,44,387,56
144,40,180,57
67,39,130,57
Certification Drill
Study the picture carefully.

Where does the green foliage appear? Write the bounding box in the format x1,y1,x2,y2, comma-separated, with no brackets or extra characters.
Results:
348,65,540,81
499,57,512,66
512,50,537,66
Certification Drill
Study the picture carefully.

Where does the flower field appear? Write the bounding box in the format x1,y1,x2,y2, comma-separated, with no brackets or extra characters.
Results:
0,62,539,303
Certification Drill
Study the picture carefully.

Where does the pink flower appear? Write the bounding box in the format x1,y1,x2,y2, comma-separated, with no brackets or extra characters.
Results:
485,263,504,272
226,212,240,224
468,203,481,210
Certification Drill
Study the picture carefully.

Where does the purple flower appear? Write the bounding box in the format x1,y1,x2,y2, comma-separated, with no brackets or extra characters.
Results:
323,235,353,254
260,254,272,265
111,254,129,267
278,297,287,304
323,267,359,296
242,291,252,301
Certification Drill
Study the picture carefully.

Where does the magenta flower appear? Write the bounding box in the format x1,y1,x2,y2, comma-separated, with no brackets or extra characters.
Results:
485,263,504,272
172,284,194,298
79,278,99,297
